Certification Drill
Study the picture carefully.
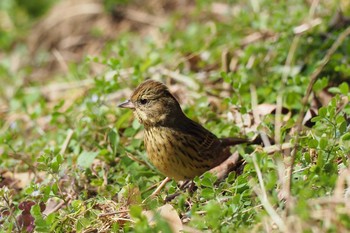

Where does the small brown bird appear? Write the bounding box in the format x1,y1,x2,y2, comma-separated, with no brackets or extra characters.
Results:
119,79,256,181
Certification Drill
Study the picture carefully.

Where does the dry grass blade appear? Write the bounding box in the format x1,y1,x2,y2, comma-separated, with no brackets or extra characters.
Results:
293,18,322,34
125,152,149,167
250,84,271,147
60,129,74,155
98,209,130,217
262,143,293,154
251,150,287,232
144,177,171,201
122,8,166,27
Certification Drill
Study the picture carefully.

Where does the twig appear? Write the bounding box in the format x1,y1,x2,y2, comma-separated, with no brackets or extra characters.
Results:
275,35,300,145
250,84,271,147
293,18,322,34
150,67,200,90
208,151,241,180
60,129,74,155
252,151,287,232
240,31,277,47
98,209,129,217
114,217,135,223
49,200,66,214
141,182,159,194
241,204,263,213
286,26,350,211
52,49,69,73
292,165,311,174
122,8,165,27
143,177,171,202
263,143,293,154
125,152,149,167
252,153,268,201
44,197,72,216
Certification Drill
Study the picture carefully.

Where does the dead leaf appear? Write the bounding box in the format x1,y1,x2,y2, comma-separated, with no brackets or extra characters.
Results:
42,198,62,216
315,90,333,107
1,171,38,190
143,204,183,233
302,108,317,128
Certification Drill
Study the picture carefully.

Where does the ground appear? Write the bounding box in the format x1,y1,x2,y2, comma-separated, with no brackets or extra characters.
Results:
0,0,350,232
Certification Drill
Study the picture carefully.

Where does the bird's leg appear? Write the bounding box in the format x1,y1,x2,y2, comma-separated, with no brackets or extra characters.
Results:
179,180,191,190
164,192,180,202
186,181,197,193
164,181,190,202
178,180,197,193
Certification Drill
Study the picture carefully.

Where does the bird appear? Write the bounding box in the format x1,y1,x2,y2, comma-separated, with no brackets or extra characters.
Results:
118,79,258,181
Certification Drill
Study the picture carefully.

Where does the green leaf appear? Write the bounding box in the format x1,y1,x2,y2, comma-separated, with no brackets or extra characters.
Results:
46,213,57,225
339,121,347,134
31,204,50,232
108,128,120,155
308,139,318,148
130,205,143,218
319,137,327,150
71,200,83,211
77,151,99,168
115,111,132,129
201,188,215,199
311,116,322,122
339,82,349,95
201,172,216,187
328,87,340,94
313,77,328,92
132,119,141,129
31,204,42,218
318,107,327,117
336,115,345,124
51,154,63,173
342,133,350,141
304,152,311,163
76,217,90,232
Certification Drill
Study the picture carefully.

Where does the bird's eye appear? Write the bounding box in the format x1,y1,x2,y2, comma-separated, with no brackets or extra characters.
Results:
139,99,148,105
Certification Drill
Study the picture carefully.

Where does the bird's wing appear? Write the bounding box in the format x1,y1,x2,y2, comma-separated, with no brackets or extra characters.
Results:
177,118,222,158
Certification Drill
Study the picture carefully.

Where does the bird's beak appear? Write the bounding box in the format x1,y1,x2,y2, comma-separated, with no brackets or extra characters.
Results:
118,99,135,109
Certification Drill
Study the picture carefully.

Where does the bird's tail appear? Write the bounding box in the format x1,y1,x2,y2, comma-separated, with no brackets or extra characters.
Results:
220,135,262,147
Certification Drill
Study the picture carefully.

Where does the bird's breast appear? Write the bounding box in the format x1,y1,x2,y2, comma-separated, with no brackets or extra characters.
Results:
143,126,215,180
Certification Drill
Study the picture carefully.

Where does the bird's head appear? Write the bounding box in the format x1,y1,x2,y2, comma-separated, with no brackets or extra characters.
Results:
118,80,183,127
